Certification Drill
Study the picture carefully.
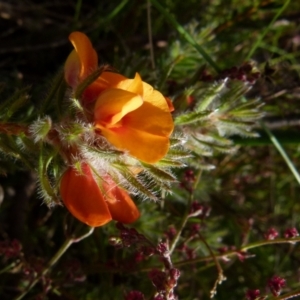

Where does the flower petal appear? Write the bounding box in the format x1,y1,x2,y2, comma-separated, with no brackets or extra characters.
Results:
123,101,174,137
100,125,170,163
81,72,128,104
60,163,112,227
68,31,98,80
95,72,127,89
64,50,81,87
102,177,140,223
94,88,143,126
114,73,144,95
142,82,170,112
165,97,175,112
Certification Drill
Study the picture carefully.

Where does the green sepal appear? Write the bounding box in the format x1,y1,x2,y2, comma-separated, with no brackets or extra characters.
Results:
113,162,158,201
38,145,59,206
29,116,52,143
81,144,124,162
74,66,108,100
58,122,86,145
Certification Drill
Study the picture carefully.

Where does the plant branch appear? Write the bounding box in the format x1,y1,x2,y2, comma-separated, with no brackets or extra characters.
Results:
14,227,94,300
173,237,300,268
270,289,300,300
198,232,226,298
169,170,202,255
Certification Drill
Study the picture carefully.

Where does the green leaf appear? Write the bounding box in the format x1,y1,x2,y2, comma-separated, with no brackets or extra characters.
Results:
192,136,234,153
113,163,158,201
167,148,191,160
0,134,21,159
217,81,249,113
39,70,64,114
230,109,264,120
175,110,210,125
0,87,30,121
196,81,227,111
81,144,124,162
170,136,185,148
217,119,258,137
155,158,186,168
142,163,177,183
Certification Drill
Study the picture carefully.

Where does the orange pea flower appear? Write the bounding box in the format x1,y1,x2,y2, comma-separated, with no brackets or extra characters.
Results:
60,163,140,227
64,31,174,163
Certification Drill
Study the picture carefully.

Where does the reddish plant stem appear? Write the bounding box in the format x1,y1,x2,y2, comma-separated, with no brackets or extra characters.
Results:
0,122,29,135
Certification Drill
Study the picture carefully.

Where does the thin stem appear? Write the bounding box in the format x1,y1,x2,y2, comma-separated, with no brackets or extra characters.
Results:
39,69,64,115
260,122,300,185
198,232,226,298
0,261,19,274
173,237,300,268
147,0,155,70
100,0,129,24
169,212,189,255
241,237,300,251
169,170,202,255
246,0,290,60
72,0,82,30
150,0,220,72
14,227,94,300
270,289,300,300
84,236,300,275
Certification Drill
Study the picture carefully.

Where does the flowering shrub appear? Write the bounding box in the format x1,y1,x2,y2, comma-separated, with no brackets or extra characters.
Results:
0,2,299,299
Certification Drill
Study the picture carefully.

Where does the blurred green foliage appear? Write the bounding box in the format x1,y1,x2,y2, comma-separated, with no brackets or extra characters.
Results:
0,0,300,299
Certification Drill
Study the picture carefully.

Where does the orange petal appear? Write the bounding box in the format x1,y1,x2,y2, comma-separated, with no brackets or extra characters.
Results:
165,97,175,112
114,73,144,95
64,50,81,87
100,125,170,163
60,163,112,227
94,88,143,126
142,82,170,112
95,72,127,89
102,177,140,223
81,72,128,103
122,101,174,137
68,31,98,80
